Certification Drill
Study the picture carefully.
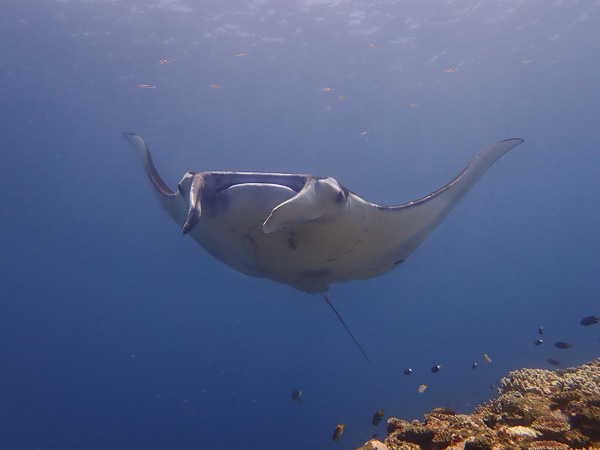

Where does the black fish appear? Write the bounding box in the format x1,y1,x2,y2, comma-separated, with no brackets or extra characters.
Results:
472,363,478,369
431,364,441,373
534,339,543,346
403,368,412,375
372,409,384,426
547,358,562,366
580,316,600,326
554,341,572,349
538,326,544,335
291,388,303,402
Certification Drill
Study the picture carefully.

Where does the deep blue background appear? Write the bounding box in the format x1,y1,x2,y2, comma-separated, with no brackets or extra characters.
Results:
1,1,599,449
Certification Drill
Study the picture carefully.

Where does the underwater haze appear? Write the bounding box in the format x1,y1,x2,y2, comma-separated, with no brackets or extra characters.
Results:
1,0,600,449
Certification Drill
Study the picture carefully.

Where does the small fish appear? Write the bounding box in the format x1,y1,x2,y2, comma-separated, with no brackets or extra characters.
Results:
417,384,428,394
338,96,348,100
547,358,562,367
157,58,175,64
431,364,441,373
538,326,544,335
431,407,455,416
472,363,477,369
291,388,302,402
332,423,345,441
534,339,543,346
372,409,384,426
580,316,600,326
555,341,572,349
210,84,223,89
403,368,412,375
236,52,247,57
444,68,458,73
323,87,334,92
484,354,493,364
138,84,156,89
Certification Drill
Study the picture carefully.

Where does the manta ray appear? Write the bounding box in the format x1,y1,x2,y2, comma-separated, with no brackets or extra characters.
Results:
123,133,523,360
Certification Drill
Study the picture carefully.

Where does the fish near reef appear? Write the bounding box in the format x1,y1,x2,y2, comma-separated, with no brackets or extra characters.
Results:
430,407,455,416
580,315,600,326
534,339,543,346
547,358,562,366
403,368,412,375
333,423,345,441
372,410,384,426
431,364,441,373
418,384,428,394
555,341,572,349
291,388,302,402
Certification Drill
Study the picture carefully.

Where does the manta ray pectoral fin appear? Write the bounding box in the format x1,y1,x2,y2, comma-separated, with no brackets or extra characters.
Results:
263,177,345,233
383,138,525,259
122,133,175,197
123,132,188,226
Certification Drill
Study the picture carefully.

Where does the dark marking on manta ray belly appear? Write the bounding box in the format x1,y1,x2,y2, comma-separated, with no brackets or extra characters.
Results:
299,268,331,279
394,259,404,266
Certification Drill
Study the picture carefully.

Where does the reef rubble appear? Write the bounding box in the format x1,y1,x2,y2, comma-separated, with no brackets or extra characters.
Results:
357,358,600,450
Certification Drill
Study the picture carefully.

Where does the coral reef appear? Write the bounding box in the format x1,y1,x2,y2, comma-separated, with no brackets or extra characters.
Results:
357,358,600,450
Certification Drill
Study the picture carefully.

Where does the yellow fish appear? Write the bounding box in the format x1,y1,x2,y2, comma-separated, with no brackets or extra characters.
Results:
417,384,428,394
484,353,493,363
333,423,345,441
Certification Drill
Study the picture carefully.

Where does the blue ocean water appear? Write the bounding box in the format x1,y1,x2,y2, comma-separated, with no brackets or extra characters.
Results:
1,1,599,448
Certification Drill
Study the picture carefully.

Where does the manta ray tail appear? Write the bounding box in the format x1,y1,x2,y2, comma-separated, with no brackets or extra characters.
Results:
321,292,370,362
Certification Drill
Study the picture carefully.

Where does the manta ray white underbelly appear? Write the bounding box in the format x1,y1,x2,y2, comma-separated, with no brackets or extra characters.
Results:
123,133,523,294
